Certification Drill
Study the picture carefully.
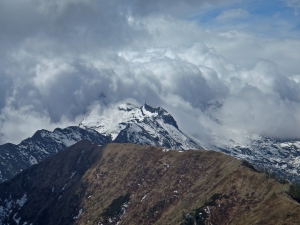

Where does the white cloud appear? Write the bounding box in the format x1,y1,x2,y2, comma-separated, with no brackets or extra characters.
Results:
216,8,249,21
284,0,300,15
0,105,80,144
33,58,77,95
115,42,300,142
202,30,300,75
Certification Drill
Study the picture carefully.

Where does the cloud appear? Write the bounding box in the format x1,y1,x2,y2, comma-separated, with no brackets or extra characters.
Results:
0,0,300,147
115,42,300,142
0,104,80,144
215,8,249,21
213,79,300,140
201,30,300,75
284,0,300,15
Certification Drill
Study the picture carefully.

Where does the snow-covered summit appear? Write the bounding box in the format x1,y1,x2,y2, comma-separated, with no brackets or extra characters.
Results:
79,102,202,150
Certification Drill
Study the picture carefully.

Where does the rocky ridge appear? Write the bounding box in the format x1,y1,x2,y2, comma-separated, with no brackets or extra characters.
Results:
0,126,111,182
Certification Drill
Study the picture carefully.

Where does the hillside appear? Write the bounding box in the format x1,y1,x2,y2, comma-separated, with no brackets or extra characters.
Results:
0,141,300,225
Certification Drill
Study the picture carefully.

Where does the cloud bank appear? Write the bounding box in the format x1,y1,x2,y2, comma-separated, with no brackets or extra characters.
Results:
0,0,300,146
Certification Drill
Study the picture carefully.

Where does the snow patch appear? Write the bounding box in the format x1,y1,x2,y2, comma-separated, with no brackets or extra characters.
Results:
13,213,21,224
70,171,76,179
0,193,27,224
141,195,147,202
29,156,37,165
73,209,82,220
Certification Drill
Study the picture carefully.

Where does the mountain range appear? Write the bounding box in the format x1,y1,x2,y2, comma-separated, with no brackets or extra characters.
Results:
215,134,300,182
1,102,300,184
0,103,202,182
0,126,111,183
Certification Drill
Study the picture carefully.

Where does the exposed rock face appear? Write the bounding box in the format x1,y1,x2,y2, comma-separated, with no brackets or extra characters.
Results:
0,141,299,225
0,126,111,182
79,102,202,150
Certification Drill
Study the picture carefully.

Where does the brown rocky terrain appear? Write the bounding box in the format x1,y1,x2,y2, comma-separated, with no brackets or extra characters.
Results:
0,140,300,225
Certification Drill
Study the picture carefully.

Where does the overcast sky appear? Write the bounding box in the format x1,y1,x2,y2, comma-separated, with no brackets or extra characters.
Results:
0,0,300,145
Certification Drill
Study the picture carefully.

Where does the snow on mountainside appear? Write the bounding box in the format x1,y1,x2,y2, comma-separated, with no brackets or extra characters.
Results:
213,133,300,182
0,126,111,182
79,102,202,150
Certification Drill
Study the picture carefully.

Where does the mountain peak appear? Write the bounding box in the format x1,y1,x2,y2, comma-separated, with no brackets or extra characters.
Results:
141,103,165,115
80,102,200,150
142,103,163,114
118,102,138,112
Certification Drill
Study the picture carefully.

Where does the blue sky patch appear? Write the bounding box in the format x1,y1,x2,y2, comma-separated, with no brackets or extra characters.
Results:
190,0,300,38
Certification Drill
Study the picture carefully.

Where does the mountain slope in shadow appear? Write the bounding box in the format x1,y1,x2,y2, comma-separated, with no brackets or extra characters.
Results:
0,141,299,225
